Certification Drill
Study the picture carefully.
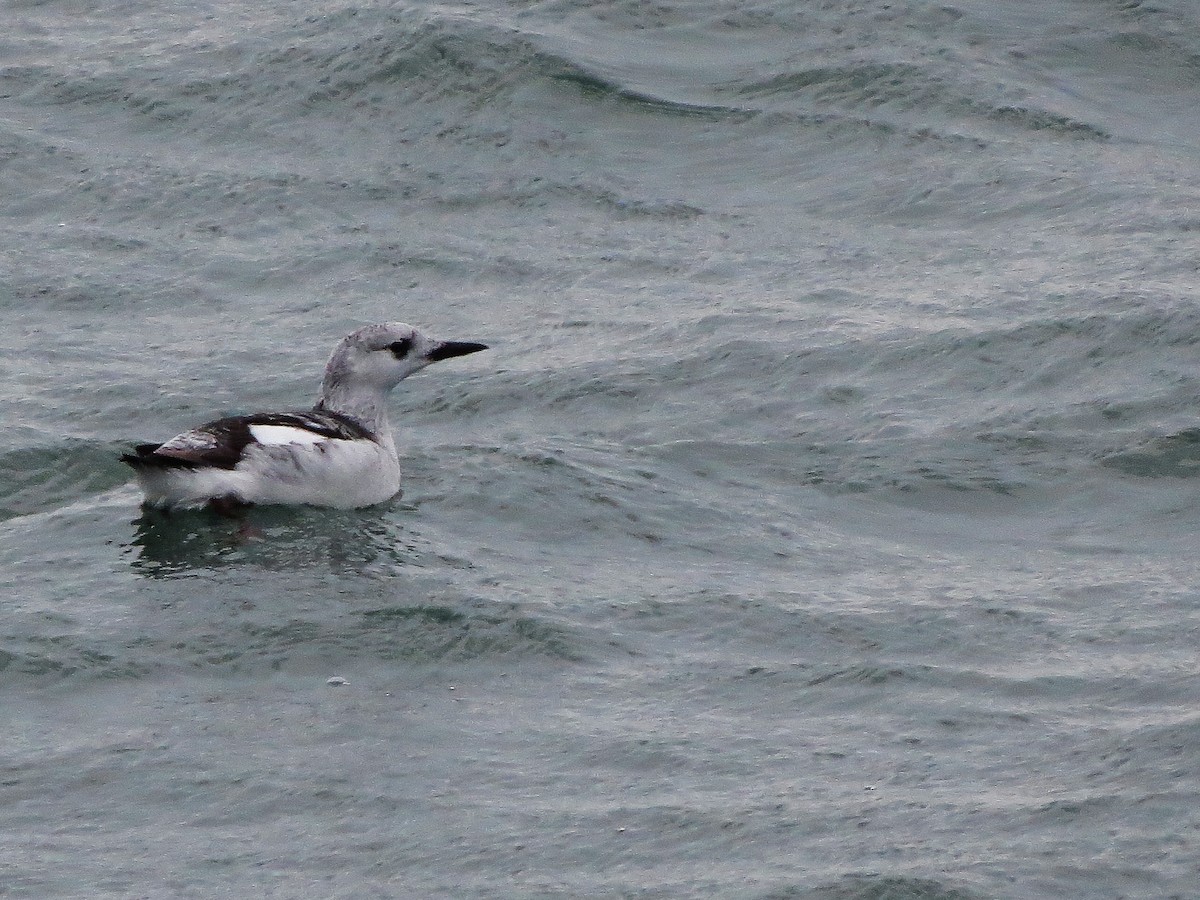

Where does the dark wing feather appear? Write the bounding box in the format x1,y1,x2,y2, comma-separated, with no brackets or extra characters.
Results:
257,411,375,441
121,410,374,471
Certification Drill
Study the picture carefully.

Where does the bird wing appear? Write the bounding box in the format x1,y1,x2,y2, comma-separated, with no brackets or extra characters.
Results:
122,411,375,470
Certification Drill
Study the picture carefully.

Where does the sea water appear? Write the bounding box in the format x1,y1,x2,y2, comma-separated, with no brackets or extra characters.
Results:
2,1,1199,896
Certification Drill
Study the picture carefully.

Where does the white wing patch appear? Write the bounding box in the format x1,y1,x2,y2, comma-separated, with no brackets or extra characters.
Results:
249,424,331,447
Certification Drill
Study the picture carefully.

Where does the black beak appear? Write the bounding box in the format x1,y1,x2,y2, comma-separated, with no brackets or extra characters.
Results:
427,340,489,362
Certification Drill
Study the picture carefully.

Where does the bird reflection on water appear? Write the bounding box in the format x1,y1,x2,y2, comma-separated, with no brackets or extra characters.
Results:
124,504,427,580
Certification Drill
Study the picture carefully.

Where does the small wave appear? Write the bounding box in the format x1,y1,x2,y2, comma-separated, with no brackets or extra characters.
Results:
170,600,585,673
0,648,145,684
284,14,756,125
1102,428,1200,479
974,102,1109,141
767,874,983,900
357,603,583,662
548,64,753,122
0,596,584,688
731,56,1109,142
0,443,128,521
736,62,929,106
8,9,756,141
804,665,918,688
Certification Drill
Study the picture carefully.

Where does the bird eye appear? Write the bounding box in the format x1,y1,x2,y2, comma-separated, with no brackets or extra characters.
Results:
387,338,412,359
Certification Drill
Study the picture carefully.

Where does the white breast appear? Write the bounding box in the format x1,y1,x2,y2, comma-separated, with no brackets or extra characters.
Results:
240,436,402,508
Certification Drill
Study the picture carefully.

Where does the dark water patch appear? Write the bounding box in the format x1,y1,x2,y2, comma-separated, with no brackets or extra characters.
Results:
171,599,585,673
1082,715,1200,792
3,12,512,133
736,62,930,108
2,65,127,108
766,874,984,900
548,64,754,122
977,103,1109,140
279,16,533,112
0,117,87,196
1032,794,1123,821
0,639,151,687
576,734,695,776
0,64,50,100
0,443,129,521
1048,6,1200,99
282,12,754,123
361,604,465,626
1101,428,1200,478
7,7,762,150
558,186,705,221
357,602,584,663
730,55,1108,142
359,175,708,227
0,646,72,680
725,63,987,147
1,595,584,688
97,12,671,130
805,665,922,689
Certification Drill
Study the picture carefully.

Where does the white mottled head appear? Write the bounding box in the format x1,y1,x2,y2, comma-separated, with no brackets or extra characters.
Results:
315,322,488,429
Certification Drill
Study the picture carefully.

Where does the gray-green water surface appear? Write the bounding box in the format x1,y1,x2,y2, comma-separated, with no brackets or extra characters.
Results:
3,0,1200,896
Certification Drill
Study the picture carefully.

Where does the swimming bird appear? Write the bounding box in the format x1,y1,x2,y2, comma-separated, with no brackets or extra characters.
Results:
121,323,488,510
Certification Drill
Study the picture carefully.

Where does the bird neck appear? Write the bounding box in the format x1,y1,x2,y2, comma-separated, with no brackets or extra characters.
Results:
314,383,392,439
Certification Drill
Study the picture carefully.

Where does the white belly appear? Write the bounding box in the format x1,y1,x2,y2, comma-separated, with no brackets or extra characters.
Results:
136,438,402,509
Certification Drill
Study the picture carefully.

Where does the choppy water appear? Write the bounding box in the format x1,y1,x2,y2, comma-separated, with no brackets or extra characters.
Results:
3,0,1200,896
